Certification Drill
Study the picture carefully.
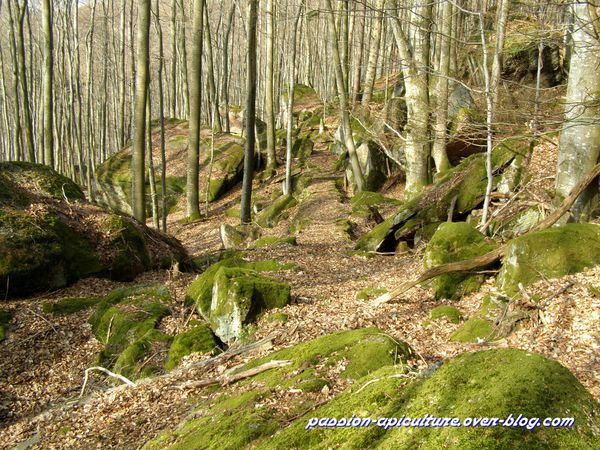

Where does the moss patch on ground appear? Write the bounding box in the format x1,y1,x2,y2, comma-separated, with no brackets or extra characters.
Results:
143,328,413,450
451,294,505,342
497,223,600,296
165,322,221,370
424,222,498,299
89,285,172,380
41,297,102,315
262,349,600,449
430,305,462,324
356,287,388,301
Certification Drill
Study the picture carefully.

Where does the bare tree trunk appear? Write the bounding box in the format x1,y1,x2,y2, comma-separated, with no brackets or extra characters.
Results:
7,0,23,161
362,0,385,106
42,0,54,168
490,0,510,111
264,0,277,175
240,0,258,224
284,0,305,195
555,2,600,221
170,0,177,118
351,0,366,105
432,0,452,174
147,96,159,229
326,0,365,192
203,1,222,133
132,0,151,223
154,0,168,232
221,3,235,133
186,0,205,220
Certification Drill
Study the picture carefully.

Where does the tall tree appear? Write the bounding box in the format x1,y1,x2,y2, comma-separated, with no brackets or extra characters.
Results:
555,1,600,220
42,0,54,168
264,0,277,175
132,0,151,222
362,0,386,106
186,0,205,220
326,0,366,192
240,0,258,224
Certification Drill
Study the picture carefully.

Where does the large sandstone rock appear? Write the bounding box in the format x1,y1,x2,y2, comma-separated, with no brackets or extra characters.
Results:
0,162,190,298
424,222,498,299
203,267,291,342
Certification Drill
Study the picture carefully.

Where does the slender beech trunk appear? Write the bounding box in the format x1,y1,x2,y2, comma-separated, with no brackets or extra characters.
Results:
186,0,205,219
221,3,235,133
203,1,222,133
132,0,151,223
432,0,452,174
326,0,365,192
264,0,277,174
362,0,385,106
352,0,366,105
42,0,54,167
154,0,168,231
240,0,258,224
15,0,35,162
284,1,305,195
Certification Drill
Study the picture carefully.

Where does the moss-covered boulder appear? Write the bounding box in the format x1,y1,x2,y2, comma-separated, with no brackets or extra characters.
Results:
206,267,291,342
346,141,389,192
424,222,498,299
350,191,401,219
450,294,506,343
143,328,414,449
89,285,172,380
264,349,600,449
356,145,517,252
205,139,245,202
497,223,600,296
165,322,220,370
0,163,190,297
0,161,85,206
255,195,297,228
185,257,294,315
41,297,101,315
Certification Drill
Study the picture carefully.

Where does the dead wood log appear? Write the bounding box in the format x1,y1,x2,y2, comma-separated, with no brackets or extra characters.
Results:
374,163,600,305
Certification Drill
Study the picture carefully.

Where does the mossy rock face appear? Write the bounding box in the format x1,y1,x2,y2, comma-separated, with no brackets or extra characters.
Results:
0,209,103,297
89,285,172,380
0,161,85,207
0,309,12,341
185,257,294,316
430,305,462,324
165,323,220,370
350,191,401,218
263,349,600,449
450,294,505,342
356,146,516,252
497,224,600,296
143,328,414,450
205,141,245,202
207,267,291,342
255,195,297,228
424,222,498,299
41,297,101,315
346,141,389,192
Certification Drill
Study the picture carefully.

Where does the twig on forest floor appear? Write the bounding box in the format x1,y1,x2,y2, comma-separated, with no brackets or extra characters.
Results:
80,366,137,397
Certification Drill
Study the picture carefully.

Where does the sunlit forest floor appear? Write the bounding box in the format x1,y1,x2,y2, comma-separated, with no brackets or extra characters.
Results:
0,136,598,448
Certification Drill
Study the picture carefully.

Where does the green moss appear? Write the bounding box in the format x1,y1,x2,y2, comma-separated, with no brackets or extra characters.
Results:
208,267,291,342
451,294,505,342
185,257,293,315
451,318,494,342
102,214,151,281
224,207,240,218
430,305,462,324
355,217,395,251
264,349,600,449
351,191,401,213
251,236,297,248
89,285,171,379
497,224,600,296
143,328,414,449
255,195,297,228
0,161,84,206
424,222,498,300
0,210,103,297
165,323,220,370
41,297,101,315
589,285,600,298
356,287,387,301
264,312,289,324
206,142,245,202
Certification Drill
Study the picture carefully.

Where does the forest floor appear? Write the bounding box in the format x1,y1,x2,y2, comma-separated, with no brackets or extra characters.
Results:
0,136,598,449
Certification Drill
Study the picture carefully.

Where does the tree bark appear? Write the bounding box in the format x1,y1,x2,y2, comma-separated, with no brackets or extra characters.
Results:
362,0,385,106
42,0,54,168
555,1,600,220
186,0,205,220
132,0,151,223
264,0,277,174
240,0,258,224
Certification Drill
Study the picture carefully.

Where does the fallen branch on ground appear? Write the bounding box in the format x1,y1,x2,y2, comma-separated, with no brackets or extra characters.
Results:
373,162,600,306
80,366,137,397
172,359,292,390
